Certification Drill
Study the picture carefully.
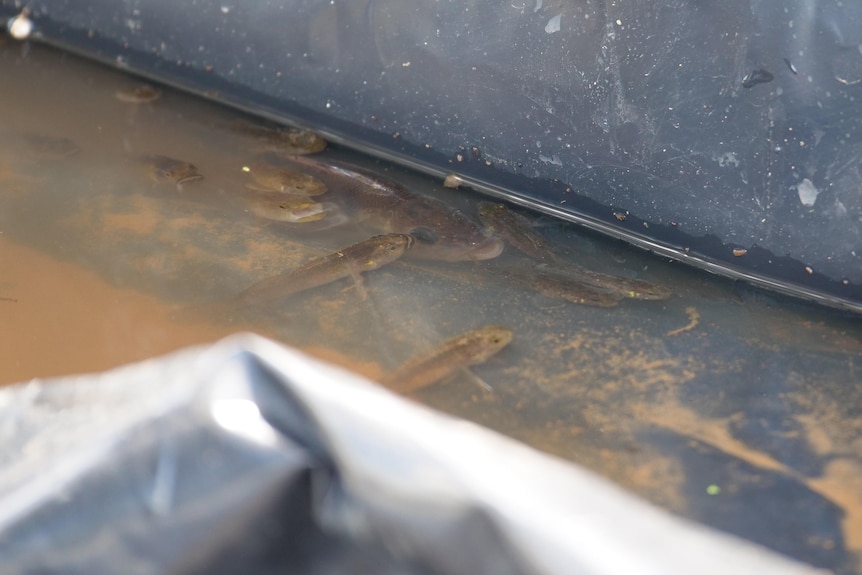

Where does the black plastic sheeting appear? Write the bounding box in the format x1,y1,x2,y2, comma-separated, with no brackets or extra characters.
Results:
0,334,826,575
2,0,862,312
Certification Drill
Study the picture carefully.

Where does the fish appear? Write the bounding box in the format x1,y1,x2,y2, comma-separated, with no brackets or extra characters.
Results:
247,193,337,223
229,233,414,308
478,201,560,262
528,272,622,308
20,133,80,158
142,154,203,185
382,325,514,393
243,161,327,196
228,120,327,154
396,260,623,308
115,84,162,104
278,154,504,262
538,263,673,301
479,201,671,300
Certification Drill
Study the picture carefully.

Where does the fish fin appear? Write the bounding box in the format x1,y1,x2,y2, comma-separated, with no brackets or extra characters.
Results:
341,271,368,301
459,367,494,393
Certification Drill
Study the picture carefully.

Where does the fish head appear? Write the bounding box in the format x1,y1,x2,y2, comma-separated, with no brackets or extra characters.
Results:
143,154,203,185
246,159,328,196
397,199,504,262
477,201,506,224
466,325,515,362
249,194,334,223
367,233,415,263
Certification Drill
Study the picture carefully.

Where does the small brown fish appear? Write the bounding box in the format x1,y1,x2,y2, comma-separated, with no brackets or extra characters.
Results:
478,202,671,300
143,154,203,185
231,233,414,307
115,84,162,104
529,273,622,308
478,201,559,262
539,263,672,301
243,161,327,196
20,133,80,158
247,194,337,223
382,325,514,393
281,154,504,262
229,120,326,154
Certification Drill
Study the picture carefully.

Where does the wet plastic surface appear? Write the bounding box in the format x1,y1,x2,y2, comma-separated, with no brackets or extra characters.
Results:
0,40,861,574
2,0,862,311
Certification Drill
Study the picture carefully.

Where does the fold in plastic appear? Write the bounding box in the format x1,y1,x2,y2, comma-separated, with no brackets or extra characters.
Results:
0,334,827,574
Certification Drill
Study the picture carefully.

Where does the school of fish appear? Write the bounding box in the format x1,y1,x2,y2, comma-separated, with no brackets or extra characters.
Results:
148,120,671,395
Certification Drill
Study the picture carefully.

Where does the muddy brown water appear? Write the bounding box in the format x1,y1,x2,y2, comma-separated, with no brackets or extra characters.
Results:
1,41,861,574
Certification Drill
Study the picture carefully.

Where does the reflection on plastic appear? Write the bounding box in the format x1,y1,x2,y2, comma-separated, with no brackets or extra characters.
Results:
149,439,178,516
0,334,827,575
211,397,279,447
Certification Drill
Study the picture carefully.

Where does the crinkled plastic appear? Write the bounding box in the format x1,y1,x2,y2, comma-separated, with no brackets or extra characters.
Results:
0,334,827,574
2,0,862,312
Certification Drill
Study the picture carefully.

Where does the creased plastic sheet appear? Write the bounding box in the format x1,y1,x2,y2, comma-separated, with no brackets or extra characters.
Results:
0,334,828,574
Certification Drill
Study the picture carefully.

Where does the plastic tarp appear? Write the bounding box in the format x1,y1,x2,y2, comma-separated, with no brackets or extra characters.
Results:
0,334,830,574
3,0,862,312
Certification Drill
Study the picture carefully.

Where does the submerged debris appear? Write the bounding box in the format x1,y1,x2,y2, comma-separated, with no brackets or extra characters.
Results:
7,10,33,40
742,68,774,89
443,173,464,188
666,306,700,337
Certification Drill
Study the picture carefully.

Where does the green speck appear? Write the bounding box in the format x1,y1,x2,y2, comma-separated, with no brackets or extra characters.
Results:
706,484,721,495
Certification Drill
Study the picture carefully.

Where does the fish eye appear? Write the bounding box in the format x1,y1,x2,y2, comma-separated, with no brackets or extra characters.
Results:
409,227,438,244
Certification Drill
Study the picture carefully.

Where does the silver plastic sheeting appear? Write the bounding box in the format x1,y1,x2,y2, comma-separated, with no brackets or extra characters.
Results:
0,334,828,574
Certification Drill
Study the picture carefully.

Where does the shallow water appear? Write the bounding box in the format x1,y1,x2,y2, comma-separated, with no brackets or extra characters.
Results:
1,41,861,573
